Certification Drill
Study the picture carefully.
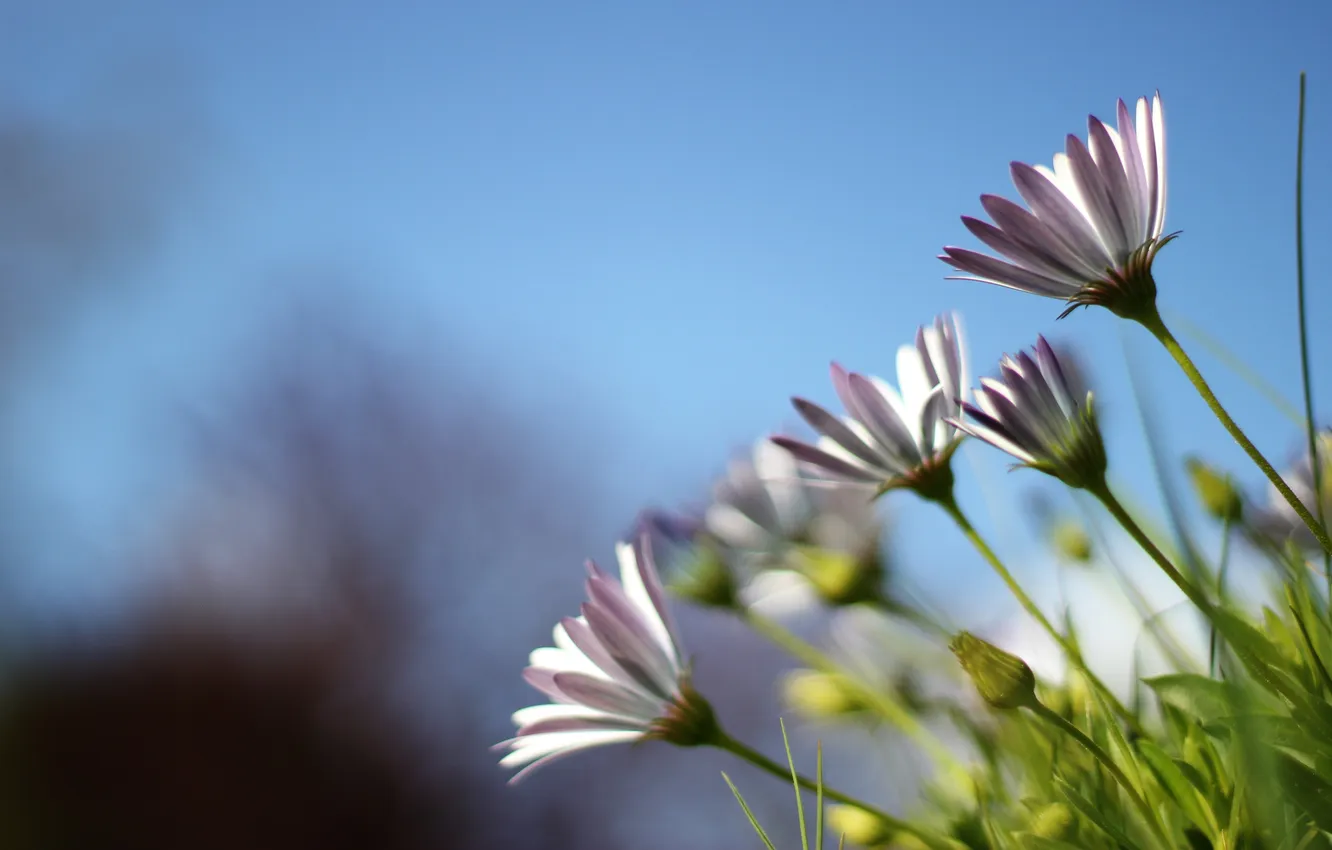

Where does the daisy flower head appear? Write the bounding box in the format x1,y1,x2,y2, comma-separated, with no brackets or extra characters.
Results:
497,536,716,783
942,93,1171,322
773,312,968,500
953,336,1107,490
706,438,881,568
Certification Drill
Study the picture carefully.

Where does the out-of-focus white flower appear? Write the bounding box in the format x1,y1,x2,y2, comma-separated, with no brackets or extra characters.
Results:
953,336,1106,490
497,537,715,782
942,93,1170,321
773,313,967,498
706,439,881,572
1255,430,1332,550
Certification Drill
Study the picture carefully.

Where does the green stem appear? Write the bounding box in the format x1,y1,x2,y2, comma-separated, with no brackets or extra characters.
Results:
1090,481,1212,614
1138,310,1332,554
1072,493,1199,673
1292,72,1330,589
936,495,1142,732
1029,702,1170,848
1209,515,1234,676
740,610,968,780
713,732,962,850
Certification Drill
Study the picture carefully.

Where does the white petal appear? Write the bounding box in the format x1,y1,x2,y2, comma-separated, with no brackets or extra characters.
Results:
706,502,777,551
896,344,933,413
512,703,617,728
500,730,644,773
530,644,607,679
614,541,679,667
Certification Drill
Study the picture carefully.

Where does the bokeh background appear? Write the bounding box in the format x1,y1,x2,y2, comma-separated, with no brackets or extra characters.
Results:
1,1,1330,847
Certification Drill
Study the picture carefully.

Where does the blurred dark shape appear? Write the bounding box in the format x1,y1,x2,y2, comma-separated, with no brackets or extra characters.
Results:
0,622,437,850
0,300,631,848
0,70,202,366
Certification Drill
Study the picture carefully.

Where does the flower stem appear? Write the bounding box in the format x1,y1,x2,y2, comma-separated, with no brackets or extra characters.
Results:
935,495,1141,732
1028,701,1170,848
1138,309,1332,554
1209,514,1235,676
1089,481,1211,614
712,732,963,850
739,610,969,780
1293,72,1330,589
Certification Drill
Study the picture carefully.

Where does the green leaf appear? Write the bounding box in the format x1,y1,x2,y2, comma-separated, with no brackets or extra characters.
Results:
1088,685,1145,797
1139,739,1219,838
722,772,778,850
1277,752,1332,834
1011,833,1086,850
780,719,810,850
1054,778,1135,848
1218,714,1332,762
1146,674,1253,722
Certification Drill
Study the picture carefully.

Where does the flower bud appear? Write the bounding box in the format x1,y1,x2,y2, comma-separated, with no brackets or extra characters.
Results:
1028,802,1075,840
1050,518,1093,563
793,545,882,606
781,670,864,719
1185,457,1243,522
667,544,738,609
827,804,894,847
949,632,1038,710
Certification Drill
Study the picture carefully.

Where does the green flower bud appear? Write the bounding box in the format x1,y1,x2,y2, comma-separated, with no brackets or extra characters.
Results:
1050,518,1093,563
827,805,894,847
782,669,864,719
1185,457,1243,522
949,632,1038,710
793,545,883,606
667,544,737,609
1028,802,1076,840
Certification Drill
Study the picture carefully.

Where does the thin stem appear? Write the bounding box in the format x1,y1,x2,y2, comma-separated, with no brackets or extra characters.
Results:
1293,72,1330,589
712,733,961,850
1071,493,1199,673
1138,310,1332,554
936,495,1141,732
1028,702,1170,848
1090,481,1212,614
1209,514,1235,676
740,610,968,779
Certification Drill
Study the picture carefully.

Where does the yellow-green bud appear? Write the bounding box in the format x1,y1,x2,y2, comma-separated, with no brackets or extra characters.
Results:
1050,519,1093,563
949,632,1038,710
782,669,864,719
668,544,737,609
793,545,882,606
827,805,894,847
1185,457,1243,522
1028,802,1076,840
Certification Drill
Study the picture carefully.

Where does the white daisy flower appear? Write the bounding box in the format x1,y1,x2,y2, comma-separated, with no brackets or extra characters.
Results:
942,93,1170,321
773,312,968,498
952,336,1106,490
497,536,714,782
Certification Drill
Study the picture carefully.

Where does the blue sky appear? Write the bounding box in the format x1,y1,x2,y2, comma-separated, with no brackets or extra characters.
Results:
5,0,1332,616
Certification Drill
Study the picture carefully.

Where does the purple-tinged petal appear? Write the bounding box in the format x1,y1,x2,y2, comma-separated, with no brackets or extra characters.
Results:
1064,133,1130,261
941,247,1076,298
1086,116,1138,250
979,195,1102,281
552,671,663,720
770,437,881,483
1009,163,1113,270
962,215,1085,288
846,373,920,465
1116,99,1150,238
792,398,888,470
